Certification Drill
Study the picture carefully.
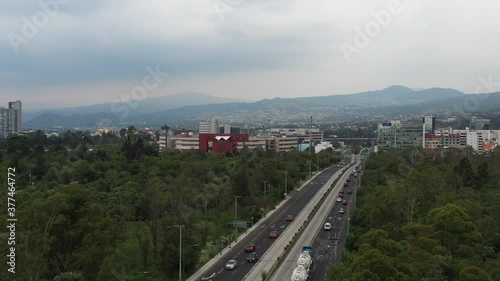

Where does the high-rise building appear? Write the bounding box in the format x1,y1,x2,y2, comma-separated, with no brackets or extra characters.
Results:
470,117,490,130
423,116,436,133
0,100,22,135
377,120,424,149
199,118,219,134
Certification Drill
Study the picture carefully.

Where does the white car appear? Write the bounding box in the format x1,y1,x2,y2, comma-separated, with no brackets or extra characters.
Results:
324,222,332,230
339,208,345,214
336,197,342,202
226,259,238,270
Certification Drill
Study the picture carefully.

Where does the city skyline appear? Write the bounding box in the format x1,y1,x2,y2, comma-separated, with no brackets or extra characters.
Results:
2,0,500,110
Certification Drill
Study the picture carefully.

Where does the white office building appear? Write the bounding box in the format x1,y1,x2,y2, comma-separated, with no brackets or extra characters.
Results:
199,118,219,134
0,100,22,135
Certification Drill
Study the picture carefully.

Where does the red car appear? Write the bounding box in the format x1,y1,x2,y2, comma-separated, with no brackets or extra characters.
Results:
342,200,348,206
245,244,256,252
269,231,279,239
346,178,351,182
338,193,344,198
286,215,294,222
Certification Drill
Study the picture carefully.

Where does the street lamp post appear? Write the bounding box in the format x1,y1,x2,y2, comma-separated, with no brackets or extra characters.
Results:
234,195,241,242
174,225,184,281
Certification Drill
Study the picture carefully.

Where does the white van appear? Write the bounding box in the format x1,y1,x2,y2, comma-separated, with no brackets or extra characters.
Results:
324,222,332,230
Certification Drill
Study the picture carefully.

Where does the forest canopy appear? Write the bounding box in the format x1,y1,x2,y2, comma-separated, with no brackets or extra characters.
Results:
0,130,340,281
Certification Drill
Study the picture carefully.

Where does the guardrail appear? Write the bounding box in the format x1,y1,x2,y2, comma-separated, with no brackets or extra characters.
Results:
263,162,357,280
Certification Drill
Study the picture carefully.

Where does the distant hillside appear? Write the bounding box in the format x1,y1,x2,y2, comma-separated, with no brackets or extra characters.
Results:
24,92,250,119
25,86,481,128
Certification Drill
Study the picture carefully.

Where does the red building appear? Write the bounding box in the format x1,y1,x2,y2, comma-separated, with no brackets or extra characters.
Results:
199,133,249,153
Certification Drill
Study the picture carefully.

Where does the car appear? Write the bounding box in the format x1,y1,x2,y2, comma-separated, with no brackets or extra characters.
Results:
338,193,344,198
324,222,332,230
347,188,353,194
346,178,351,182
342,199,348,205
339,208,345,214
339,189,344,194
354,173,358,177
245,244,256,252
344,181,348,187
247,252,259,263
336,197,342,202
269,230,279,239
226,259,238,270
351,171,355,175
286,215,294,222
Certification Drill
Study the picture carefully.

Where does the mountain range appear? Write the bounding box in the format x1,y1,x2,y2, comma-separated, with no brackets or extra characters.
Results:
24,86,500,129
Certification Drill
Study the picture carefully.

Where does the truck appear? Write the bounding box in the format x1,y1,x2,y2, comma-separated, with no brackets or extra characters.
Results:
290,265,308,281
301,246,314,260
290,246,314,280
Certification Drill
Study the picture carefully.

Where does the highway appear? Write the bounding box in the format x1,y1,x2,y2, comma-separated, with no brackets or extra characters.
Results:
189,162,350,281
267,160,359,281
308,170,360,281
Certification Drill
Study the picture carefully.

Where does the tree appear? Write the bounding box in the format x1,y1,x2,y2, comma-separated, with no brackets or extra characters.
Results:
427,204,480,252
453,157,475,194
53,272,85,281
458,266,492,281
474,162,489,195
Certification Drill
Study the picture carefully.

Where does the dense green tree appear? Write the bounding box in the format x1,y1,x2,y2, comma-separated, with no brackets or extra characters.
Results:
453,157,475,194
458,266,492,281
427,204,480,252
53,271,85,281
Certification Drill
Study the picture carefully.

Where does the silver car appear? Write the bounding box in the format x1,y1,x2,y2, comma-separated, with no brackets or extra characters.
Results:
226,259,238,270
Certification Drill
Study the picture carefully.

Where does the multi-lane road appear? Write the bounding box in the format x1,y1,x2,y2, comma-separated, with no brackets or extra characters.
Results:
189,163,351,281
268,160,360,281
308,169,360,281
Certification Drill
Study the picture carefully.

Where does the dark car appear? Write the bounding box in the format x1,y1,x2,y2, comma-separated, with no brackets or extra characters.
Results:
247,252,259,263
342,199,348,205
347,188,353,194
286,215,294,222
269,230,279,239
344,181,348,187
245,244,256,252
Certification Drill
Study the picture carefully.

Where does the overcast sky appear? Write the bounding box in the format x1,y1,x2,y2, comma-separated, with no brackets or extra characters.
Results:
2,0,500,110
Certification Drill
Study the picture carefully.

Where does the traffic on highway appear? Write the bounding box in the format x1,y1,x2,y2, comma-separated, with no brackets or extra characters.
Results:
189,160,353,281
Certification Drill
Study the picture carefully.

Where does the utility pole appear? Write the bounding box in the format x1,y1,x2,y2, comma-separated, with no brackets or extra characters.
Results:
309,116,313,154
262,180,269,196
316,154,319,171
174,225,184,281
284,171,288,196
234,195,241,242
